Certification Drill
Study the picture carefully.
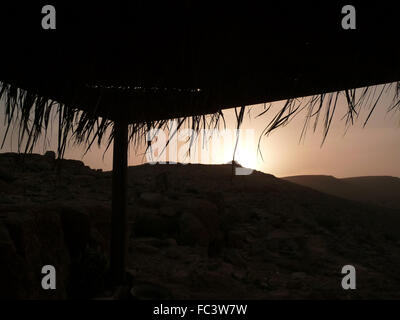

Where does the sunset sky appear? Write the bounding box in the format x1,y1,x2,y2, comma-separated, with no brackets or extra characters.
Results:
1,84,399,178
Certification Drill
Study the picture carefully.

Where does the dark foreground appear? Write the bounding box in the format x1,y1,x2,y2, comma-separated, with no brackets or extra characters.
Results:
1,152,400,299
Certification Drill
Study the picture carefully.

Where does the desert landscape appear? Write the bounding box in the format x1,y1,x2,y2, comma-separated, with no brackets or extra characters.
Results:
1,151,400,299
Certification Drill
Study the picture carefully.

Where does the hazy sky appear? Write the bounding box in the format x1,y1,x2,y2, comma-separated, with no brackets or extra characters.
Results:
1,84,399,178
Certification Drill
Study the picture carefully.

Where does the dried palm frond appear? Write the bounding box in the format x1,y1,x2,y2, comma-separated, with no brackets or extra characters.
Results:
1,81,399,161
256,82,400,157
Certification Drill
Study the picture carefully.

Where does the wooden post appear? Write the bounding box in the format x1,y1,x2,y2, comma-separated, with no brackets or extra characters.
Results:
110,118,128,285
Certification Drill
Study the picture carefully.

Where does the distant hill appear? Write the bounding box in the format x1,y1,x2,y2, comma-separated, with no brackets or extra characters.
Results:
282,175,400,210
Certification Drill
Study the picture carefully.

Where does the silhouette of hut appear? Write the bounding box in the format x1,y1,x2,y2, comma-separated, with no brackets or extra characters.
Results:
0,2,399,286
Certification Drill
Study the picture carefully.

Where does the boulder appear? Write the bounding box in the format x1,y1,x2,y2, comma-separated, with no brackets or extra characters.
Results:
0,222,25,299
185,198,220,231
225,229,248,249
164,247,182,259
179,198,224,252
25,156,52,172
133,208,179,239
165,238,177,247
159,206,177,217
154,171,169,192
0,206,70,299
179,212,209,246
131,237,166,248
0,167,16,183
140,192,165,208
59,206,91,258
131,242,160,254
223,249,247,268
74,175,95,188
44,151,56,161
291,272,308,280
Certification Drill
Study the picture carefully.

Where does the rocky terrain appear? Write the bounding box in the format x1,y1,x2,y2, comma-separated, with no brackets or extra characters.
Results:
1,152,400,299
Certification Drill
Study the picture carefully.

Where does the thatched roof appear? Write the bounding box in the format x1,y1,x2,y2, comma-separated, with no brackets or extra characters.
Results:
1,0,399,289
0,2,399,154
